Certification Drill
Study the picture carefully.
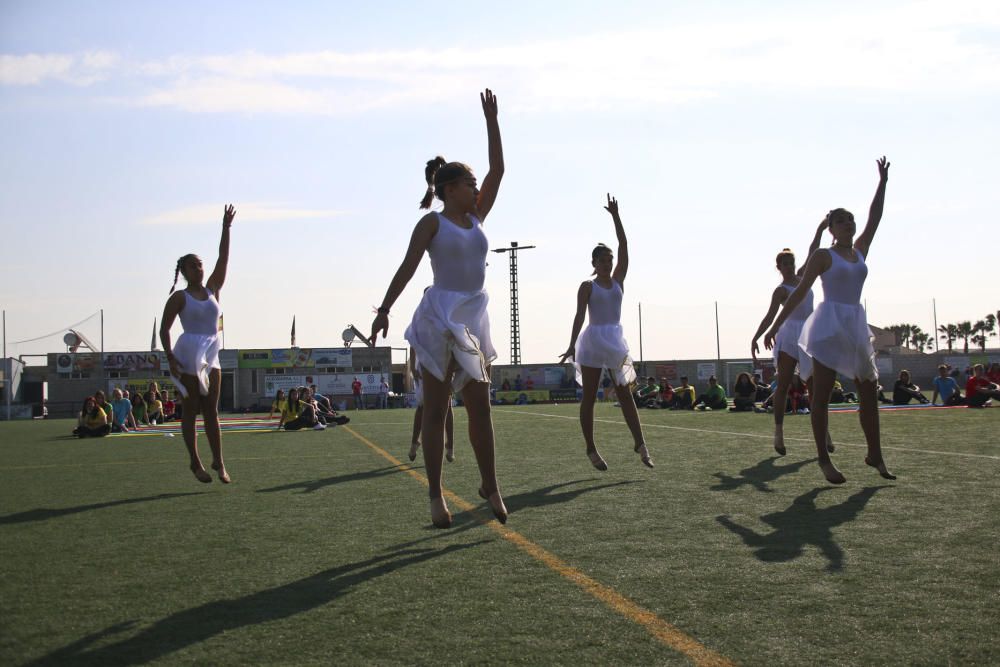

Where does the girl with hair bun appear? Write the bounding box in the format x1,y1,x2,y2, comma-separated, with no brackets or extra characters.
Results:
159,204,235,484
370,89,506,529
559,195,653,471
750,220,828,455
766,157,895,484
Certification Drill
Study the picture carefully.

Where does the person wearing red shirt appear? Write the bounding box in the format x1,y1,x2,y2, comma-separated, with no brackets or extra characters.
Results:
351,377,365,410
966,364,1000,408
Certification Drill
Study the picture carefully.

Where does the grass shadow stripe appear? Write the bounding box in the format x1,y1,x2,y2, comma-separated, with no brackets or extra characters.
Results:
342,425,735,667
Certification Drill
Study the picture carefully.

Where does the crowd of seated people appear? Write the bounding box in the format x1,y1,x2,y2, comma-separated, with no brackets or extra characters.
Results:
71,383,181,437
693,376,728,411
73,396,111,437
276,386,350,431
966,363,1000,408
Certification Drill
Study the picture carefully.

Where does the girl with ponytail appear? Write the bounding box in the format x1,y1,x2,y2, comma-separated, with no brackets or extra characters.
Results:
159,204,236,484
369,89,506,529
750,219,829,456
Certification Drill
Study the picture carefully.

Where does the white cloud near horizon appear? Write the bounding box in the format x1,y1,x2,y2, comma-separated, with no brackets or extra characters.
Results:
2,1,999,113
139,202,344,226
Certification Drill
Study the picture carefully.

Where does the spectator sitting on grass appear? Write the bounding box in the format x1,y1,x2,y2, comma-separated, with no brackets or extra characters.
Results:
966,364,1000,408
752,374,771,403
730,372,757,412
693,376,728,411
892,370,930,405
279,387,325,430
656,380,674,408
788,374,810,413
634,376,659,407
110,388,136,432
670,376,696,410
74,396,111,438
94,390,114,428
931,364,964,406
146,390,164,424
268,389,287,419
131,392,149,425
162,393,176,421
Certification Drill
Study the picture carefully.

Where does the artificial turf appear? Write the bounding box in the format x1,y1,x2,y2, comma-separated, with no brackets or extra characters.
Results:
1,403,998,665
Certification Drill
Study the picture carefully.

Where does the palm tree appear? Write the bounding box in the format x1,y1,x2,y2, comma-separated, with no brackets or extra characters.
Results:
938,324,957,352
913,331,930,352
985,313,997,348
910,325,924,350
956,321,974,354
972,320,988,353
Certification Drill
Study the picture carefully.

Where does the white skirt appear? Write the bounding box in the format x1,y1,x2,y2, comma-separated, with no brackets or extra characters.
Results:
798,301,877,382
774,318,813,380
405,286,496,393
574,323,636,387
171,332,221,398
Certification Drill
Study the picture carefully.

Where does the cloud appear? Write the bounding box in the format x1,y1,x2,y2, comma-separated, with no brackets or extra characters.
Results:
139,202,344,226
3,1,999,113
0,50,118,86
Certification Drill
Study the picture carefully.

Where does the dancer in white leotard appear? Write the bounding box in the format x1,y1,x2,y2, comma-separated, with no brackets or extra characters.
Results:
750,221,830,455
370,89,506,528
766,158,896,484
159,204,235,484
559,195,653,470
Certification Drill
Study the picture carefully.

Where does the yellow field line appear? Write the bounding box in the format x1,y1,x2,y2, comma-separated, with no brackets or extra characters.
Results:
342,425,735,667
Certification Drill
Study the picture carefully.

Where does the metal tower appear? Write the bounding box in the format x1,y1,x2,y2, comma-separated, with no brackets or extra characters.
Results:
491,241,536,366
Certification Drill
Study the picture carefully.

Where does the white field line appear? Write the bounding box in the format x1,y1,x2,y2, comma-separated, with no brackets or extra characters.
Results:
498,409,1000,462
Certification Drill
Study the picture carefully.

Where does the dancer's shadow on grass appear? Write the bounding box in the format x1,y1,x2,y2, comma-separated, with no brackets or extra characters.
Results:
26,540,488,667
0,493,207,526
711,456,818,493
716,485,891,572
502,479,640,514
256,464,408,494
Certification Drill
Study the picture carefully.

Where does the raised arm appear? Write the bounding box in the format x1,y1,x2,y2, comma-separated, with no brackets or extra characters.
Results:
369,214,438,343
764,249,832,349
799,218,829,276
854,157,889,258
160,291,186,378
475,89,504,222
559,282,592,363
206,204,235,294
751,286,787,360
606,194,629,284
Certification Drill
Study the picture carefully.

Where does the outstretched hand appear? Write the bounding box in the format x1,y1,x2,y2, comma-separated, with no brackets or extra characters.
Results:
481,88,498,118
223,204,236,228
604,193,619,218
558,346,575,364
369,312,388,346
876,156,890,182
751,340,760,360
763,328,778,351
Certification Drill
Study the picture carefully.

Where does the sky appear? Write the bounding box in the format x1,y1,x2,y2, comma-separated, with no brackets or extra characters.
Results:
1,0,998,365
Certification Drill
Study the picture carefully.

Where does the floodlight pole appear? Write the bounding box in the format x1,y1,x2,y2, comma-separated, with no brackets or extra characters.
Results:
491,242,536,366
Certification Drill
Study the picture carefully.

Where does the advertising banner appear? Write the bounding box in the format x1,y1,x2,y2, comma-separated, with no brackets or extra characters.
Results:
311,348,353,367
697,363,717,380
56,353,99,374
543,366,568,386
238,347,353,369
549,388,580,402
264,375,307,396
238,349,272,369
103,351,164,372
655,363,677,382
219,349,239,370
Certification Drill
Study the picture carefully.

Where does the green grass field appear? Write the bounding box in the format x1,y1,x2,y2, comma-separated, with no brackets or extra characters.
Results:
2,404,998,666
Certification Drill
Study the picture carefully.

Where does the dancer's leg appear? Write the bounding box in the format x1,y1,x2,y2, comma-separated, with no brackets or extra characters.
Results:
421,365,453,527
809,360,845,484
461,379,507,523
772,352,797,454
445,404,455,462
613,382,653,467
179,374,210,483
857,379,895,479
803,372,834,453
409,405,422,461
578,366,607,470
202,369,230,483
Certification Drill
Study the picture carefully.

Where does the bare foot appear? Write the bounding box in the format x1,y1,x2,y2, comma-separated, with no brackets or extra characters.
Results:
818,460,846,485
587,449,608,471
408,441,419,462
635,443,654,468
191,464,212,484
478,487,508,524
445,445,455,463
774,427,786,456
430,496,452,529
865,456,896,480
211,462,232,484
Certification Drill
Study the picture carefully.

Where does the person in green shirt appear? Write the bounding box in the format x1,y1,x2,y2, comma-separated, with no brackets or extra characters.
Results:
693,375,728,410
633,376,660,408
